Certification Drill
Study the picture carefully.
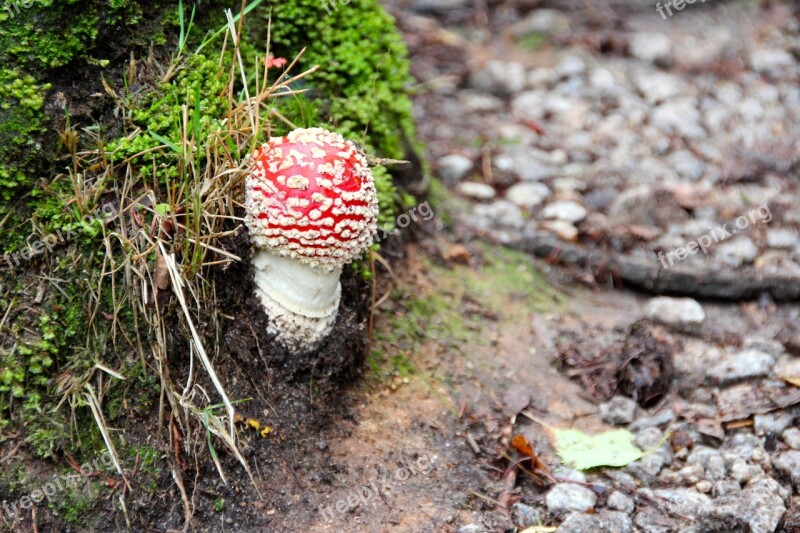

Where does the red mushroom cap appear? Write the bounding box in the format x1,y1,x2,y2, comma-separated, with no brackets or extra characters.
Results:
245,128,379,268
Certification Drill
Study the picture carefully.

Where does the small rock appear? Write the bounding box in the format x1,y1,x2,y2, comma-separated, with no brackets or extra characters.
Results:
473,201,525,231
628,409,676,432
471,60,526,96
649,488,711,517
696,480,714,493
590,68,617,94
438,154,473,183
754,410,796,435
558,510,632,533
766,228,799,249
542,201,587,223
783,427,800,450
630,33,672,65
511,502,542,528
456,182,496,201
456,525,482,533
600,396,638,425
705,454,726,480
505,182,550,210
556,55,585,78
667,150,705,181
551,466,587,484
697,478,786,533
539,220,578,241
705,349,774,385
652,99,705,138
607,491,635,514
644,297,705,329
729,460,762,485
633,507,678,533
716,238,759,267
751,48,795,73
511,9,570,38
714,480,741,497
546,484,597,514
493,147,560,181
773,451,800,490
412,0,468,10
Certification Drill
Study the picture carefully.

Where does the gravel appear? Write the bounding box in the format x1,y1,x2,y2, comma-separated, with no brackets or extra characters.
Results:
546,484,597,514
600,396,638,425
644,297,705,329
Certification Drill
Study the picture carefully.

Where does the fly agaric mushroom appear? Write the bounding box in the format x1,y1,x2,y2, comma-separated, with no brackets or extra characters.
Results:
244,127,379,353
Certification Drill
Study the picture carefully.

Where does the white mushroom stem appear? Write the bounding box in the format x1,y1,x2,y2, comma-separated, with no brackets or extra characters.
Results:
251,250,342,353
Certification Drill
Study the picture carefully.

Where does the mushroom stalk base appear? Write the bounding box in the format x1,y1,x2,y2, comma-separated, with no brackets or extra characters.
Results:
252,250,342,353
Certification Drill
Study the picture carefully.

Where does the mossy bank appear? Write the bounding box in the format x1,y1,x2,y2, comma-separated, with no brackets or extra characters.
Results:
0,0,420,529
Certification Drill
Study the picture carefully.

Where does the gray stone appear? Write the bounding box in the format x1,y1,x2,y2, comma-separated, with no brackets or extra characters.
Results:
493,147,560,181
630,33,672,65
697,478,786,533
644,297,705,329
557,510,632,533
754,410,796,435
772,451,800,490
456,181,496,201
539,220,578,242
600,396,638,425
471,60,527,96
628,409,676,432
511,502,542,528
438,154,473,183
505,182,550,210
652,99,705,138
459,91,504,113
751,48,795,73
473,201,525,231
649,487,711,517
705,454,726,481
456,525,482,533
607,491,635,514
783,427,800,450
590,68,617,94
633,507,679,533
705,349,774,385
542,201,587,223
716,238,759,267
667,150,705,181
743,336,785,357
511,9,570,39
635,427,665,450
556,55,586,78
729,460,762,485
713,480,741,496
766,228,799,249
634,71,686,105
546,484,597,514
551,466,587,484
412,0,469,11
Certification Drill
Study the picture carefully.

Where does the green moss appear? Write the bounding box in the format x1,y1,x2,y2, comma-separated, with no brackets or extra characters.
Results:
267,0,416,223
0,69,50,199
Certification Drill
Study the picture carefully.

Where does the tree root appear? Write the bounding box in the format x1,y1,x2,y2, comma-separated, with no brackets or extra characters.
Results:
514,232,800,301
